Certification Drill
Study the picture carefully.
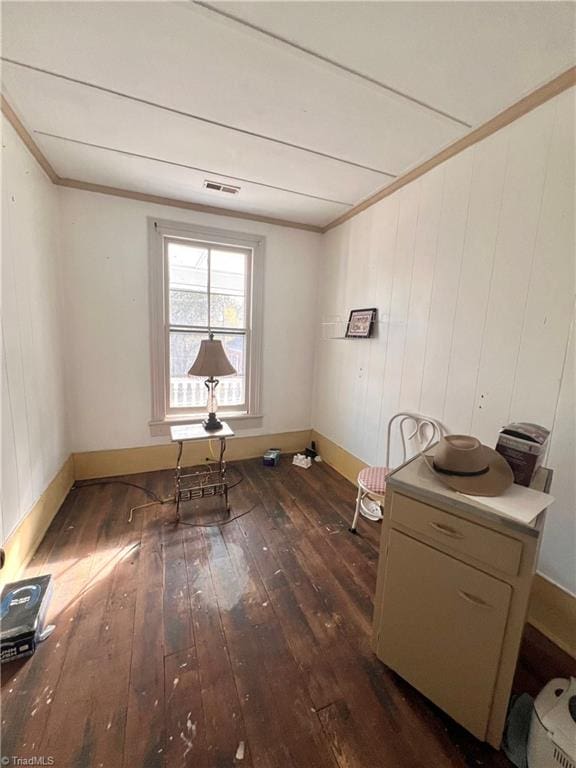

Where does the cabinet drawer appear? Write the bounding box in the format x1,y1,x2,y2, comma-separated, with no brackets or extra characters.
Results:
391,493,522,576
376,531,512,740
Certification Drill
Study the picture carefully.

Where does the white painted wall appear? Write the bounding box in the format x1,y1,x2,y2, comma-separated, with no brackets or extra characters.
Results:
58,190,321,452
313,89,576,594
1,117,69,544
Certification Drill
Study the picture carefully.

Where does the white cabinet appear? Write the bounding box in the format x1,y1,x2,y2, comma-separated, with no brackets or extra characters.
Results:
372,457,550,748
378,530,511,740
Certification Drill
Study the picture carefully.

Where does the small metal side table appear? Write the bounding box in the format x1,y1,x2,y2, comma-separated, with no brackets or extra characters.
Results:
169,422,235,522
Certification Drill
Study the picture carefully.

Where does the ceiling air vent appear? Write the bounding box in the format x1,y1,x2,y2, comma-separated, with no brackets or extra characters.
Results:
203,180,241,195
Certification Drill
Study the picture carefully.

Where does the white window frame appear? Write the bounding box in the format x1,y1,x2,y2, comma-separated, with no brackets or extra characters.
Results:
148,218,264,435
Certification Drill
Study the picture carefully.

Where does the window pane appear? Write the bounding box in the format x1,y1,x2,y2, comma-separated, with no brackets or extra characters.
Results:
168,242,208,326
169,331,246,409
210,249,246,329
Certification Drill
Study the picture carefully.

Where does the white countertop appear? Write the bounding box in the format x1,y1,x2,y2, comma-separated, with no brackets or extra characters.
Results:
387,454,552,537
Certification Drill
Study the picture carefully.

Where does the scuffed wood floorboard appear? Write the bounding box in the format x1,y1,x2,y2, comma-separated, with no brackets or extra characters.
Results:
3,457,566,767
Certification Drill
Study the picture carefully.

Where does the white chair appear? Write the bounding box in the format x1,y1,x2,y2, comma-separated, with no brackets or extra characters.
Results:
349,412,443,534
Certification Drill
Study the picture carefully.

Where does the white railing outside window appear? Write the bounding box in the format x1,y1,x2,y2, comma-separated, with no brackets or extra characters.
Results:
169,376,246,409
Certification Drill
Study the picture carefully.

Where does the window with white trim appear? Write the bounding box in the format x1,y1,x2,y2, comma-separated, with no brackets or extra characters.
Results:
149,219,264,429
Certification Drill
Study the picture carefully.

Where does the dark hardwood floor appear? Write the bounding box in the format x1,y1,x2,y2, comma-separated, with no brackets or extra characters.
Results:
2,456,573,767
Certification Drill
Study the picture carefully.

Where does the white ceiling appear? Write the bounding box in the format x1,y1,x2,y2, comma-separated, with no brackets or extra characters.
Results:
2,1,575,228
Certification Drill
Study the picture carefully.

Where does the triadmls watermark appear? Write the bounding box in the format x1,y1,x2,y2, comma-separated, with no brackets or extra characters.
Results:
1,758,55,766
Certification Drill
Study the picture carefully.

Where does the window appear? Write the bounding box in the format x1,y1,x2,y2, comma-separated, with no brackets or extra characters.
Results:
168,240,249,411
149,219,264,432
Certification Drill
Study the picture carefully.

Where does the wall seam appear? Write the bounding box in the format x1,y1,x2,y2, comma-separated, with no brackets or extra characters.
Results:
1,325,22,539
506,102,558,424
374,194,402,462
467,131,512,433
416,165,447,417
440,149,477,427
394,180,423,425
548,304,575,453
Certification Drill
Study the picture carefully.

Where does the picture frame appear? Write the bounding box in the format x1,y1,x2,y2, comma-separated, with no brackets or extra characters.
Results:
345,308,377,338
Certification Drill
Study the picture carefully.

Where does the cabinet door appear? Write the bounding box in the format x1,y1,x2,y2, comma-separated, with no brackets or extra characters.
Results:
376,531,512,740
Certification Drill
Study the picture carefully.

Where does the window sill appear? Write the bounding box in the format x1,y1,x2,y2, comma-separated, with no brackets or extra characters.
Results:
149,413,263,437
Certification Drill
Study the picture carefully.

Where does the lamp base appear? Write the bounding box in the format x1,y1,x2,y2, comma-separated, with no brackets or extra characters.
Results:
203,412,224,432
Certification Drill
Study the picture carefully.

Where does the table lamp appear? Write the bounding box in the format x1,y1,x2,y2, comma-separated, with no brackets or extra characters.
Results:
187,333,236,431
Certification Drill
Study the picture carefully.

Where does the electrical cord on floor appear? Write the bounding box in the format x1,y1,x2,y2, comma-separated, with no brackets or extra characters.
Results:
175,503,258,528
128,495,255,526
73,468,246,525
128,498,174,524
73,479,172,523
73,478,165,503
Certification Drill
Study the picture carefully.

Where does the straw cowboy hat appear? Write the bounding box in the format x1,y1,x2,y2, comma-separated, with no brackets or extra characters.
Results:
424,434,514,496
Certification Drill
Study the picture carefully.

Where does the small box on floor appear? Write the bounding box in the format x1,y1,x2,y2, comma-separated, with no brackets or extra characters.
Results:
263,449,281,467
496,422,550,487
1,574,53,663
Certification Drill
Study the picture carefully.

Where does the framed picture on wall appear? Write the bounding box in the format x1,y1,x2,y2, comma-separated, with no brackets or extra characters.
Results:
345,308,377,338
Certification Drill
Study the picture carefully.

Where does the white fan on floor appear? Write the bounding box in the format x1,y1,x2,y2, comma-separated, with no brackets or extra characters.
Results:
528,677,576,768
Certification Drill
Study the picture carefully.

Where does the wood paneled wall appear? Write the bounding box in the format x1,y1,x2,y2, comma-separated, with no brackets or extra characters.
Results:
312,88,575,593
2,117,70,548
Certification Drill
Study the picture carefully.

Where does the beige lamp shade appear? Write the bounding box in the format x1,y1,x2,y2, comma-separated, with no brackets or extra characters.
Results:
187,338,236,377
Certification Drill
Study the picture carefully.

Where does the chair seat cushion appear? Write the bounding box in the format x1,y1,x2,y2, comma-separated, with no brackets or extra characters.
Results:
358,466,389,494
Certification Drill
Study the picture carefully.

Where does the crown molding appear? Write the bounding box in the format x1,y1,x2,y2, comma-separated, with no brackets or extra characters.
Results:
35,129,351,206
322,66,576,233
1,94,59,183
1,95,323,233
56,178,323,233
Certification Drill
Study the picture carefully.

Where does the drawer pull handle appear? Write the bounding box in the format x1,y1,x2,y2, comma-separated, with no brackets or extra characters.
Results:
458,590,493,609
429,521,463,539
